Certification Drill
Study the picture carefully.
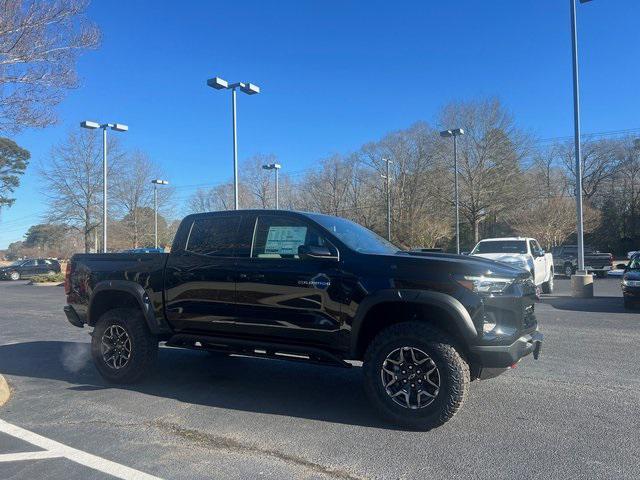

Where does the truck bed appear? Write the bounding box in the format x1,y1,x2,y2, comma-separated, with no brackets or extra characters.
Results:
66,252,169,323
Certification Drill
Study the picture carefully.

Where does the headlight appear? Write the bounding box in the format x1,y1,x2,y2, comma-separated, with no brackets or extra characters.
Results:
623,279,640,287
456,275,515,295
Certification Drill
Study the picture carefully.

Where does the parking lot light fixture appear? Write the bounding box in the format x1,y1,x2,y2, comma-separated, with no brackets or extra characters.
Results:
151,179,169,248
80,120,128,253
440,128,465,254
262,163,281,209
207,76,261,210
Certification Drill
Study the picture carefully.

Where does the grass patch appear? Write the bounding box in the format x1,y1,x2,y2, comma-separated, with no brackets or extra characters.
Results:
30,272,65,283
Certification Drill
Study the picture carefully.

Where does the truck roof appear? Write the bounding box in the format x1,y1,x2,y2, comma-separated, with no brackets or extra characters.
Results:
477,237,529,242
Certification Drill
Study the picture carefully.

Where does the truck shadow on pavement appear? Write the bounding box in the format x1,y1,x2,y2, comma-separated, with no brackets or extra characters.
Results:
540,295,630,314
0,340,396,429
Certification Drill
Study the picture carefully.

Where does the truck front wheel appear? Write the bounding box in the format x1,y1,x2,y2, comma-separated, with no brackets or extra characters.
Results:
91,308,158,384
541,273,554,294
363,322,469,430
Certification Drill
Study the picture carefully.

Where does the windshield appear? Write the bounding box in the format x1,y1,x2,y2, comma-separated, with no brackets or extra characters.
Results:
309,214,399,254
9,260,25,266
472,240,527,255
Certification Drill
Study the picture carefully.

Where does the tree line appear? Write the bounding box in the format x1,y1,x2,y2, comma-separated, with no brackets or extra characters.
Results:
189,98,640,256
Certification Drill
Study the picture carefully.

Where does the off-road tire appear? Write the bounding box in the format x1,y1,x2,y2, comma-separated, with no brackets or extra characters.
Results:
363,321,470,430
541,273,554,294
91,307,158,384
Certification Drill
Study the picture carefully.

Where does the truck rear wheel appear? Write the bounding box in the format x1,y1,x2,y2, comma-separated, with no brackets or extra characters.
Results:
91,308,158,384
564,264,574,277
363,322,469,430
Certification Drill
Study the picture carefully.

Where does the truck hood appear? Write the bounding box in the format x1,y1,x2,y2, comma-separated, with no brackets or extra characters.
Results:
384,250,530,279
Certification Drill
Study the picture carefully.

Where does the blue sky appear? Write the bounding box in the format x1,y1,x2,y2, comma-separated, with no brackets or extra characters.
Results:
2,0,639,248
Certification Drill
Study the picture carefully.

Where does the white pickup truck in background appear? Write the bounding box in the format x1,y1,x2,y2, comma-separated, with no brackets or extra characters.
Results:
469,237,555,293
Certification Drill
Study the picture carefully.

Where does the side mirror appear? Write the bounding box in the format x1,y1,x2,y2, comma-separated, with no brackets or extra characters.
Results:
298,245,338,261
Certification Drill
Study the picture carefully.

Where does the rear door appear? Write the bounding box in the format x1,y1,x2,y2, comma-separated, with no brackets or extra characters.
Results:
234,213,344,348
164,214,248,334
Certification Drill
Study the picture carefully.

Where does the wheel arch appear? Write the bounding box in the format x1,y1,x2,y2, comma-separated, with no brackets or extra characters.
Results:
88,281,171,335
350,290,478,360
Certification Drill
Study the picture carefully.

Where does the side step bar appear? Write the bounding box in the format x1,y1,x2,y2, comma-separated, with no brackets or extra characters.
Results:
165,334,352,369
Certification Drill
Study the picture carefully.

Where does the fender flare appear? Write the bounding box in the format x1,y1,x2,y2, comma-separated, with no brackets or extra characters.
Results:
349,289,479,356
88,280,172,335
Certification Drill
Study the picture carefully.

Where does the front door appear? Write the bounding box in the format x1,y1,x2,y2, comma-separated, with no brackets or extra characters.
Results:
164,214,248,334
530,239,546,285
235,214,344,348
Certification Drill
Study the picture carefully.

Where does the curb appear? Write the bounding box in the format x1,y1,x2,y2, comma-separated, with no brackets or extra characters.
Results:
27,282,64,287
0,374,10,408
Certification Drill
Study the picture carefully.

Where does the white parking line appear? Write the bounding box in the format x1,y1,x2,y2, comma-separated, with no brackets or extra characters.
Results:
0,419,163,480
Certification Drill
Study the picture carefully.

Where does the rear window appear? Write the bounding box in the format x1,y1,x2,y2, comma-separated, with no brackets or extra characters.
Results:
186,216,242,257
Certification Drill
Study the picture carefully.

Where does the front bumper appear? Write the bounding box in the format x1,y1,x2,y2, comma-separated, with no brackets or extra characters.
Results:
64,305,85,328
470,330,543,375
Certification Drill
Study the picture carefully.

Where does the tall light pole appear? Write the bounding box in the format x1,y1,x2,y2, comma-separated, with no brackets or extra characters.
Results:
151,179,169,248
440,128,465,254
207,76,260,210
381,158,392,241
568,0,595,297
262,163,281,209
80,121,128,253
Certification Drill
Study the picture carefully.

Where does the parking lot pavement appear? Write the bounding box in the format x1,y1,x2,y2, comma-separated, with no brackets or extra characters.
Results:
0,278,639,480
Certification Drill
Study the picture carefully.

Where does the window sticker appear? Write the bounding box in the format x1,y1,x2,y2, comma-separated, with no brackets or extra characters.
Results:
264,226,307,255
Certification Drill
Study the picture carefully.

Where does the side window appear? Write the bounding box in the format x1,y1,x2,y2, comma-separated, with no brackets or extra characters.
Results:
251,216,333,259
186,216,241,257
533,240,542,252
528,240,536,254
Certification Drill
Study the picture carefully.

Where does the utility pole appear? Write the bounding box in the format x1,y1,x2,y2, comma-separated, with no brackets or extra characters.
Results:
568,0,594,298
207,77,261,210
440,128,465,254
262,163,282,209
151,179,169,248
80,121,128,253
381,158,392,241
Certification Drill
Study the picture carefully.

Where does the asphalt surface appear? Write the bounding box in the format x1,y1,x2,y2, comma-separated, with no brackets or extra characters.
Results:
0,277,639,479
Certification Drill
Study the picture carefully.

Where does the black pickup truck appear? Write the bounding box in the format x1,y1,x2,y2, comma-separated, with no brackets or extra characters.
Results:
64,210,542,429
551,245,613,278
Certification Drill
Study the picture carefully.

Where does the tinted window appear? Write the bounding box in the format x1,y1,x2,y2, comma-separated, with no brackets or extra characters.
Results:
22,260,37,266
186,216,241,257
307,213,398,254
252,215,334,259
472,241,527,254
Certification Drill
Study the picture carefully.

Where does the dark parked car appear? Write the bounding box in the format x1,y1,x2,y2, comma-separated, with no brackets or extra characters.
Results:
64,210,542,430
551,245,613,277
622,254,640,309
0,258,61,281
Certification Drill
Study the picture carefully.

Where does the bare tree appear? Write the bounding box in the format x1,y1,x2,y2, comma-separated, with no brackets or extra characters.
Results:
0,0,100,133
40,129,122,252
111,151,173,248
438,98,531,243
